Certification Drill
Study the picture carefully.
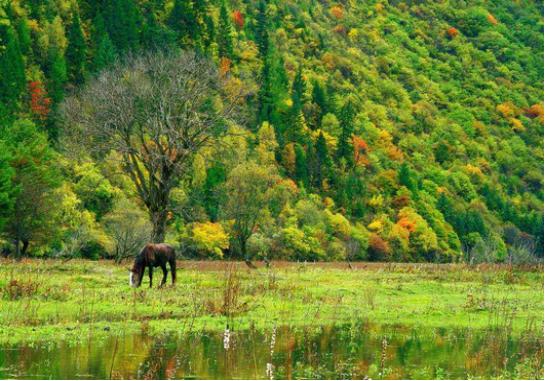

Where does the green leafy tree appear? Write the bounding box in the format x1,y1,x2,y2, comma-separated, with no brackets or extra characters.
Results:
0,145,14,230
0,119,61,258
221,162,280,266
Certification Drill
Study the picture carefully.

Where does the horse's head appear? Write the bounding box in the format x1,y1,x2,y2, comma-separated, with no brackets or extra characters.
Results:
128,265,143,288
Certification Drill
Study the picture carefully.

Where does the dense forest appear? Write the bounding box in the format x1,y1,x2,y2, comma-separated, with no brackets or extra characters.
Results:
0,0,543,264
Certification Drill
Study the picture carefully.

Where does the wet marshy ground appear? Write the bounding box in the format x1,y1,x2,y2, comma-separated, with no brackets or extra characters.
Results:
0,322,542,379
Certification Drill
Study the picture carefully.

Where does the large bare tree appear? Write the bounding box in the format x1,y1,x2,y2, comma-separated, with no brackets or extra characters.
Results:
61,51,241,242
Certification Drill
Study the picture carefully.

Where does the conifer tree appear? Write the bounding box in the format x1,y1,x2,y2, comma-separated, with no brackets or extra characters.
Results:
336,99,355,167
141,9,176,50
16,17,32,57
314,131,331,188
0,25,26,117
312,80,328,121
294,143,308,186
255,0,269,58
92,12,116,72
168,0,197,45
193,0,208,44
398,162,415,191
46,48,67,139
257,55,274,124
217,0,234,59
104,0,140,53
286,67,306,143
66,11,87,84
203,15,215,51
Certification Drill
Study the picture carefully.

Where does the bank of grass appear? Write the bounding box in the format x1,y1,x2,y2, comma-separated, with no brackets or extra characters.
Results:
0,259,542,345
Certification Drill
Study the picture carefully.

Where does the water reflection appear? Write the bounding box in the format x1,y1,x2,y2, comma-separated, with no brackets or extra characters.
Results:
0,323,542,379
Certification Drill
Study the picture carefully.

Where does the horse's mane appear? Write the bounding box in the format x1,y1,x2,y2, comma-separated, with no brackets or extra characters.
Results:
132,246,148,272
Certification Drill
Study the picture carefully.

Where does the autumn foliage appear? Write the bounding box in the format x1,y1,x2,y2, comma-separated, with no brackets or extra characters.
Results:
232,10,244,29
446,27,459,38
219,57,231,77
28,81,51,121
330,5,344,20
487,13,498,25
526,104,544,122
353,136,369,166
368,233,391,260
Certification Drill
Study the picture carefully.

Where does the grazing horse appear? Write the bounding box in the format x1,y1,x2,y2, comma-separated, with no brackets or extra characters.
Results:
129,243,176,288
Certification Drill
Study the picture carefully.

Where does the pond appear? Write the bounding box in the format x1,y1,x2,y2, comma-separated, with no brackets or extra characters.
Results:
0,323,542,379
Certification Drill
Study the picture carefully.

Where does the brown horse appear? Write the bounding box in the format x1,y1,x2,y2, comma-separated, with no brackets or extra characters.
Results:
129,243,177,288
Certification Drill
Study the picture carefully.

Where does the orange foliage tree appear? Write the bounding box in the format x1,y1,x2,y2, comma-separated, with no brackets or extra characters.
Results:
28,81,51,121
526,104,544,122
330,5,344,20
446,27,459,38
368,233,391,260
232,10,244,30
353,136,369,166
219,57,231,77
487,13,498,25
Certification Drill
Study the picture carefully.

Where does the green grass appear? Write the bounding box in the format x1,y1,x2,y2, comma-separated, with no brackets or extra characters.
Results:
0,259,542,345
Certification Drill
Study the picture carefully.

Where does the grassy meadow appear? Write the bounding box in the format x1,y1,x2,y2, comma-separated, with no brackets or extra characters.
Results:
0,259,542,345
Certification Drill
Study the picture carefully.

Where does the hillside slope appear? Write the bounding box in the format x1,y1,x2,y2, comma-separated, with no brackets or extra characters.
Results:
0,0,543,262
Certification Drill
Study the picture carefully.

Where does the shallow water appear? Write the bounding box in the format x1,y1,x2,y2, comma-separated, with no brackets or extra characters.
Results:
0,323,542,379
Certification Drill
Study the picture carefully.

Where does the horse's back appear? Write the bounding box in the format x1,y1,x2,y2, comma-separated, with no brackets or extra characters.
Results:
146,243,175,261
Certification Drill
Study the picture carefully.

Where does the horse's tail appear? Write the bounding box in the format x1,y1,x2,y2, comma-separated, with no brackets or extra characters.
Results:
169,250,177,284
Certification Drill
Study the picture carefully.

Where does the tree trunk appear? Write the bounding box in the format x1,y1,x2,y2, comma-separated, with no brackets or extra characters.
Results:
21,240,29,256
150,209,168,243
14,239,21,261
240,239,257,269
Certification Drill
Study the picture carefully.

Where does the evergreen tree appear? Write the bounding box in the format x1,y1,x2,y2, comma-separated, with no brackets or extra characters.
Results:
92,12,117,72
255,0,269,58
203,15,215,51
104,0,140,53
398,162,415,191
141,9,176,50
311,80,328,121
217,0,234,59
46,48,67,140
66,11,87,84
294,143,308,186
168,0,197,45
314,131,331,188
94,33,116,72
285,67,306,143
193,0,208,45
0,25,26,118
48,49,67,105
336,99,355,167
15,17,32,57
257,54,274,124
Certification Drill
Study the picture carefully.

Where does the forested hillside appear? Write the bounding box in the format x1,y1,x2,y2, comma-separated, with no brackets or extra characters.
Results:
0,0,543,264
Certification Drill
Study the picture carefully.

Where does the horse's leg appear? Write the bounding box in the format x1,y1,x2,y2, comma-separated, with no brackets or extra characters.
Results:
160,264,168,287
148,265,153,288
